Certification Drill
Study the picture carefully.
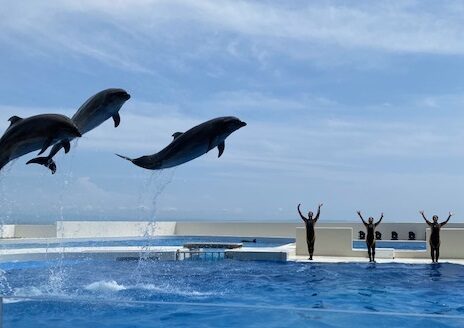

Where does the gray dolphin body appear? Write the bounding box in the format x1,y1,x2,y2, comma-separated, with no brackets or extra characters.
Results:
0,114,82,171
27,88,130,173
117,116,246,170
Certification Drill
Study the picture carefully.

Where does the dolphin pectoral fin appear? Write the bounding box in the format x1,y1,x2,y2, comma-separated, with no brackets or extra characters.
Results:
8,116,22,127
112,113,121,127
217,141,225,158
62,140,71,154
26,157,57,174
172,132,183,139
116,153,133,162
38,137,53,155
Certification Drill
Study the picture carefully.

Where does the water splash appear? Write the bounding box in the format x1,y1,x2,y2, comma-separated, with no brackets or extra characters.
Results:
84,280,127,293
131,169,176,282
0,269,13,296
0,161,17,240
47,139,80,294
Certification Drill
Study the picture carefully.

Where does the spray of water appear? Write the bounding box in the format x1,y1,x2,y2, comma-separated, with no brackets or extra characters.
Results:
132,168,176,283
0,161,17,240
47,139,79,294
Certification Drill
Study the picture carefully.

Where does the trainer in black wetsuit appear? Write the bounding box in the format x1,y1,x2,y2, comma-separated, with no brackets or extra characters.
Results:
420,211,452,263
357,211,383,263
298,203,323,260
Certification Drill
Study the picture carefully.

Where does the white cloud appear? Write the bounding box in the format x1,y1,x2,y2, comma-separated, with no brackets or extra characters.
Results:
2,0,464,74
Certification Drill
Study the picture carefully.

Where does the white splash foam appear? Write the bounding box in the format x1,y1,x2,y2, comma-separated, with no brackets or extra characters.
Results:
13,286,43,297
134,283,216,297
85,280,127,292
5,286,45,303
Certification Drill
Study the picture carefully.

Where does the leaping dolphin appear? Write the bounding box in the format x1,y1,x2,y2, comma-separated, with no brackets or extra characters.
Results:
27,88,131,174
0,114,82,171
116,116,246,170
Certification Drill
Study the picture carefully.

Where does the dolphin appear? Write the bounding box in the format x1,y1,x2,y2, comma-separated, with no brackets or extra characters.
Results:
116,116,246,170
0,114,82,171
27,88,131,174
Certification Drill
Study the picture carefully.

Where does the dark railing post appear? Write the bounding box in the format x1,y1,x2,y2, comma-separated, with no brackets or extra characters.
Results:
0,296,3,328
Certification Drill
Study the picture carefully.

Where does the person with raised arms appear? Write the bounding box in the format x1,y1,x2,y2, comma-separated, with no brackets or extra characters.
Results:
420,210,452,263
357,211,383,263
297,203,323,260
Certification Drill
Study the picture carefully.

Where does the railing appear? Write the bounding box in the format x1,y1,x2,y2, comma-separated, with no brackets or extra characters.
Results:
176,250,224,261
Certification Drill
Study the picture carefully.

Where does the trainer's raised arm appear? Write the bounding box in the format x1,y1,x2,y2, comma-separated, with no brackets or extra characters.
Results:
375,212,384,227
420,210,432,226
297,204,307,221
441,212,453,227
357,211,367,225
314,203,323,222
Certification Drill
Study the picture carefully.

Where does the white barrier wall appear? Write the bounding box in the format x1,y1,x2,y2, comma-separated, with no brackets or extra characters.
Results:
56,221,176,238
430,228,464,259
0,225,15,238
175,221,464,240
14,225,56,238
296,227,366,257
297,226,464,259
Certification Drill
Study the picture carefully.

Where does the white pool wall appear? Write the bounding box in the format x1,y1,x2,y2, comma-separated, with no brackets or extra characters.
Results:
4,221,464,240
56,221,176,238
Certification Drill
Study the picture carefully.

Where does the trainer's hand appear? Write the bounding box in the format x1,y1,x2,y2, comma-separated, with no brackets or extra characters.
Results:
318,203,323,208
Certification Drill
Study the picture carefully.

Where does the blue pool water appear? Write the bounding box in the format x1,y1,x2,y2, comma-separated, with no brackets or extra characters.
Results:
0,236,294,249
1,259,464,327
353,240,426,250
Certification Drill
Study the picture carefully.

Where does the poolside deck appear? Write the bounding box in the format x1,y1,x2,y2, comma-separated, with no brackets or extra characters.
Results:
0,241,463,265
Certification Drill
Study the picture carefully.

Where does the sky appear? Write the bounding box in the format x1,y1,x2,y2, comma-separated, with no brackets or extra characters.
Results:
1,0,464,223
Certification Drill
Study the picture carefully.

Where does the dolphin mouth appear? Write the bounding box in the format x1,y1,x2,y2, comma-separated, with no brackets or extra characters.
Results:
239,121,247,127
122,92,131,100
72,126,82,137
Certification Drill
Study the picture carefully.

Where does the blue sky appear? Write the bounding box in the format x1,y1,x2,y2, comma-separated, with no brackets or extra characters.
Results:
1,1,464,223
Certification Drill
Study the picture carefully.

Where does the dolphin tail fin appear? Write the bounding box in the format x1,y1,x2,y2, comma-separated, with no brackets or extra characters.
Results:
26,157,57,174
116,153,134,163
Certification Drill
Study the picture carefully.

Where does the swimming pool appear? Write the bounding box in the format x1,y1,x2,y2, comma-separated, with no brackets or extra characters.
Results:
353,240,426,250
0,236,294,250
1,259,463,327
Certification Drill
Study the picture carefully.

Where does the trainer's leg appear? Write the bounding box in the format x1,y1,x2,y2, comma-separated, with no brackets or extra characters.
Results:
436,247,440,262
372,244,376,262
367,246,372,262
430,247,435,262
309,242,315,260
307,242,312,260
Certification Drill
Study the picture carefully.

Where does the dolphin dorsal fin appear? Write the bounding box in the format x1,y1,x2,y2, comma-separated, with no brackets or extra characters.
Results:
172,132,183,139
8,116,22,127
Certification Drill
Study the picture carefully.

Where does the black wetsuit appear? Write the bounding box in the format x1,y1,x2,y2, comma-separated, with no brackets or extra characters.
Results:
422,214,451,263
298,205,321,260
427,221,446,262
358,213,383,262
304,219,316,259
364,223,376,262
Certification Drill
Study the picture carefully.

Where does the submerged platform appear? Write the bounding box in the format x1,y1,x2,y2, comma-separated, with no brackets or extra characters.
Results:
183,242,243,249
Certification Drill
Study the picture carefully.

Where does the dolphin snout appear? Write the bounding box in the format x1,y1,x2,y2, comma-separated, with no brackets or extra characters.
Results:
239,121,247,127
123,92,131,100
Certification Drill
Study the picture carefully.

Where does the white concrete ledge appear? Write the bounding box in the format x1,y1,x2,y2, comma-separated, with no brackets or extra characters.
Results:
56,221,176,238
